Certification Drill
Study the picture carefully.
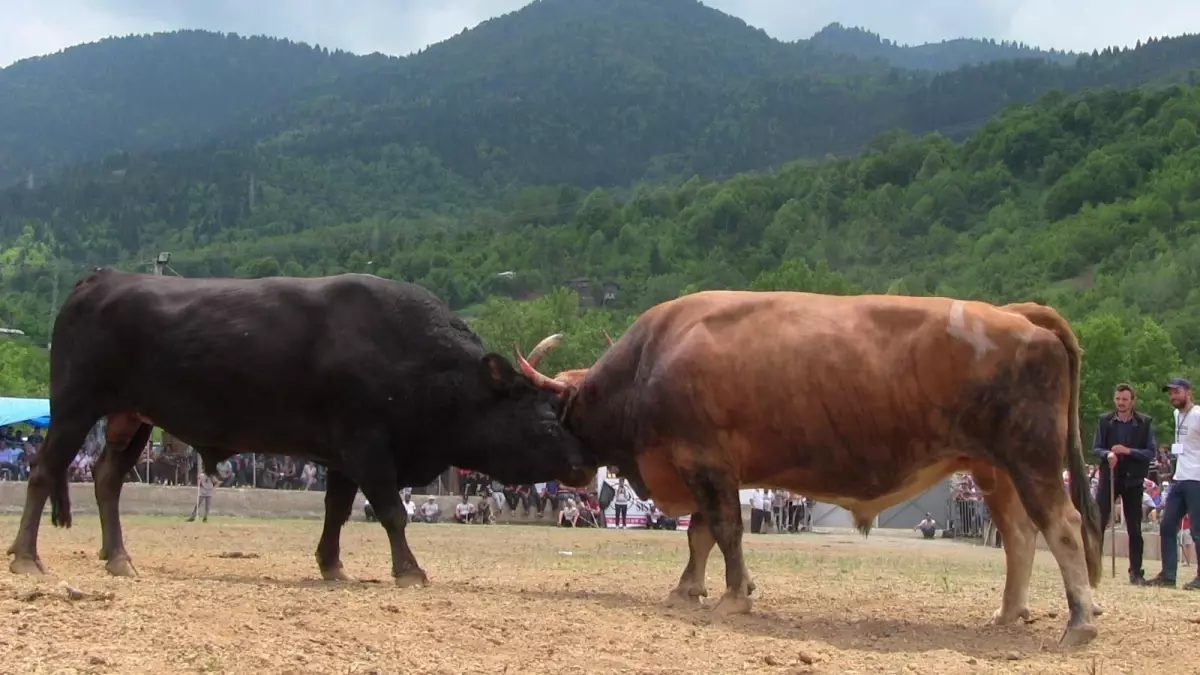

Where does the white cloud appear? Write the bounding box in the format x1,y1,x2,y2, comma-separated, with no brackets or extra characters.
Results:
1,0,1197,68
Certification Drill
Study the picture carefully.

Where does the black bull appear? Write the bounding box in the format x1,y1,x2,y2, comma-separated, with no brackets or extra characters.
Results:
6,268,595,585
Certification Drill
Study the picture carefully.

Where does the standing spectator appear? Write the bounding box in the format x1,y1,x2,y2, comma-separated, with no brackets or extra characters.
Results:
612,478,634,529
773,489,790,531
1144,378,1200,589
187,471,215,523
1092,383,1157,585
749,489,766,534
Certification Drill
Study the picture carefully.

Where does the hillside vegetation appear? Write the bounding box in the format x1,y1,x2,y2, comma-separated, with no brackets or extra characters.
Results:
4,82,1200,436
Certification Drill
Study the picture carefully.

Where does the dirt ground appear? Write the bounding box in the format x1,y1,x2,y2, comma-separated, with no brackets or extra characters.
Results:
0,516,1197,675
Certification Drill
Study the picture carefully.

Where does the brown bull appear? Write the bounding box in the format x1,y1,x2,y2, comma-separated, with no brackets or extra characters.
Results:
514,290,1103,647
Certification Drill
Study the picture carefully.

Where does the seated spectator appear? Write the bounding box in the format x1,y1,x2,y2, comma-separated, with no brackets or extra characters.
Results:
416,497,441,523
558,498,580,527
646,501,677,530
454,495,475,524
476,494,494,524
578,492,603,528
402,494,416,522
915,513,937,539
364,498,376,522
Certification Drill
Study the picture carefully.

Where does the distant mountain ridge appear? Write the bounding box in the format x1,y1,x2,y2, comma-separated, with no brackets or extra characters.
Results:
807,22,1080,72
1,0,1198,190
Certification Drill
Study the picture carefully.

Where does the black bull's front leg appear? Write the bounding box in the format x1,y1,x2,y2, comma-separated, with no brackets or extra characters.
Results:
314,468,359,581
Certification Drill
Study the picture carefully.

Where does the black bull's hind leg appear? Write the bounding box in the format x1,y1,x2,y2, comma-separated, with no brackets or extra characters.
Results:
94,414,153,577
314,469,359,582
7,412,97,575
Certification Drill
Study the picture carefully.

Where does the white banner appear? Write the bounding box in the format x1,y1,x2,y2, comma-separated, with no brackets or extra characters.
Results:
596,466,690,529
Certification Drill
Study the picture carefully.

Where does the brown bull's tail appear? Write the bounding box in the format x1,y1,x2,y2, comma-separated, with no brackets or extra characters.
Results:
1004,302,1102,588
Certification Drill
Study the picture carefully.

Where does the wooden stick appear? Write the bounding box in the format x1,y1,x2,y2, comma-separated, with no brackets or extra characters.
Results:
1110,474,1117,578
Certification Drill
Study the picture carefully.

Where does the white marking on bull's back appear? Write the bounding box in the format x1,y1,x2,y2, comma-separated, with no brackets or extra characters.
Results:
947,300,998,361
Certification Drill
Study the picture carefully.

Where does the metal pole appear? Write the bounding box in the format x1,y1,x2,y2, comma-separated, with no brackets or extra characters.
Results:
252,453,256,488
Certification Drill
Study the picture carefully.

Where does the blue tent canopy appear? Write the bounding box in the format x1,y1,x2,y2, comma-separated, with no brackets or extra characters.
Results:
0,397,50,428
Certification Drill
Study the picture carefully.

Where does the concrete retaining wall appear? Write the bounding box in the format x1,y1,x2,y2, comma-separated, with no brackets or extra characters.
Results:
0,482,1176,562
0,482,714,526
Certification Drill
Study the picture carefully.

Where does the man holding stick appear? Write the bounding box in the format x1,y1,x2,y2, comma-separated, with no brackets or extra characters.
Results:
1091,383,1157,585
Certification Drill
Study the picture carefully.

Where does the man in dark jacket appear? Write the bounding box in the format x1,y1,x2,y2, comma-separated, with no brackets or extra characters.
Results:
1092,383,1158,584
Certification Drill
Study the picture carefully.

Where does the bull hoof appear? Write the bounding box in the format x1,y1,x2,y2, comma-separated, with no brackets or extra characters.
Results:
97,548,108,561
105,556,138,578
1059,624,1098,648
394,570,430,588
665,585,707,607
320,566,356,582
988,606,1032,625
1091,602,1105,617
9,557,46,576
711,593,753,617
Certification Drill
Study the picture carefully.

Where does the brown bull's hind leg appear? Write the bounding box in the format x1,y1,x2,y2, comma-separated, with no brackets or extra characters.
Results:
1008,469,1098,647
666,510,715,607
7,414,95,576
94,414,153,578
974,465,1037,626
314,469,359,582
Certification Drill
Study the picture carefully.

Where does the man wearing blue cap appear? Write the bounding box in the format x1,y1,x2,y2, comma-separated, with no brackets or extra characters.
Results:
1143,378,1200,589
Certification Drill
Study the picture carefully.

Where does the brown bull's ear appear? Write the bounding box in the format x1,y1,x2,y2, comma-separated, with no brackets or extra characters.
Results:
481,353,520,391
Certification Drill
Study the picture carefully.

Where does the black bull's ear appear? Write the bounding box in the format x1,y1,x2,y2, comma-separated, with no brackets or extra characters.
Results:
481,353,521,391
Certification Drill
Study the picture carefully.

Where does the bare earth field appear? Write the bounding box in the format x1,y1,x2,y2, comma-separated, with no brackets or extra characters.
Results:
0,516,1197,674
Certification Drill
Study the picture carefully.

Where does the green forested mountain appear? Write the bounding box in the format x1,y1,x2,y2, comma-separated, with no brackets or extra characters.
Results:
0,30,377,185
807,23,1079,72
4,0,1200,191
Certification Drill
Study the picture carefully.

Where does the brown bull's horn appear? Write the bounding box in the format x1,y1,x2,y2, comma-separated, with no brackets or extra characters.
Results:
513,343,569,394
602,330,614,347
526,333,564,368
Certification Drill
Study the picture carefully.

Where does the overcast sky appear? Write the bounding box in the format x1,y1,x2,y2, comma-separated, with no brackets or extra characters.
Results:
2,0,1198,68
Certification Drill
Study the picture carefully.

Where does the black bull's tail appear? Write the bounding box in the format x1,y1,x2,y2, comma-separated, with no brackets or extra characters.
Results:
1004,302,1102,588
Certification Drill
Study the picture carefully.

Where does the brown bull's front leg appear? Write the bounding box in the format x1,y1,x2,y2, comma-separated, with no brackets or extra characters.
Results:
666,510,715,607
677,462,754,616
